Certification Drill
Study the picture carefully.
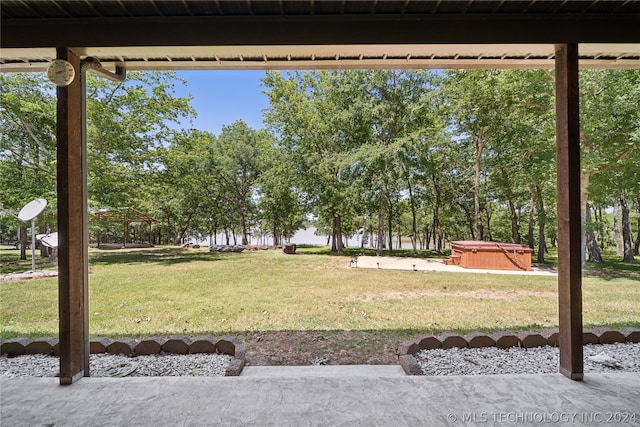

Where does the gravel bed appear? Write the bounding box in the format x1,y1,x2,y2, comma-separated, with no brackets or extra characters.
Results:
3,343,639,378
0,353,233,378
416,343,640,376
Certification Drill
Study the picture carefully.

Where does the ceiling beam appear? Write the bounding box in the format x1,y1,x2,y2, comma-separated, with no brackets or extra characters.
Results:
3,14,640,49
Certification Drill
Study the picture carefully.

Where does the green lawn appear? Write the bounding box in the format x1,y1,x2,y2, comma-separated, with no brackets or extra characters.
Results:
1,245,639,340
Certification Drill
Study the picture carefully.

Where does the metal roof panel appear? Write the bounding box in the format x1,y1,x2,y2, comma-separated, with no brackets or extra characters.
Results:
54,1,104,18
88,1,132,18
4,0,640,19
153,1,192,16
184,1,223,16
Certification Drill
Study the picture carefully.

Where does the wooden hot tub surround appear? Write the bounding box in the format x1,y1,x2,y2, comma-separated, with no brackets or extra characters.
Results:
446,241,533,271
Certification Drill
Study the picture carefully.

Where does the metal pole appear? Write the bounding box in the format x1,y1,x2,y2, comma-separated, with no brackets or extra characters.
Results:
31,218,36,272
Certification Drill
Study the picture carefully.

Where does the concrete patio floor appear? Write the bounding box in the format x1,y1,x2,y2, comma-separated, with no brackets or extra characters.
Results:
2,369,638,426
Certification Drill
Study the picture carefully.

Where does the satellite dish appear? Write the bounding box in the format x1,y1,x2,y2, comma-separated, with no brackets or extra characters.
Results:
37,232,59,249
17,198,47,273
18,198,47,222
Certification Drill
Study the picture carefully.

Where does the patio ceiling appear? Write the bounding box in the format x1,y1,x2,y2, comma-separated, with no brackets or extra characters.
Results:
3,43,640,72
2,1,640,71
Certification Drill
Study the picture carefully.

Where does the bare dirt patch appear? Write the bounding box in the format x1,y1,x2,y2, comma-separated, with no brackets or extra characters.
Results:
235,330,411,366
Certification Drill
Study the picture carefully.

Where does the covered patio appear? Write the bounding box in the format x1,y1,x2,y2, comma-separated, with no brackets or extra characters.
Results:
92,207,158,249
2,371,639,425
1,0,639,396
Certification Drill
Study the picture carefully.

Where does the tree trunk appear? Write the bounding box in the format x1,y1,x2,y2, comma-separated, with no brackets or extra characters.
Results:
613,198,623,257
387,196,393,253
635,199,640,255
377,189,386,256
580,171,591,267
502,168,521,244
620,192,636,263
48,246,58,263
424,224,431,251
527,190,535,250
408,182,417,254
474,135,485,241
177,212,193,245
272,221,280,246
432,206,442,254
431,172,444,253
239,209,248,245
597,206,607,250
535,185,547,264
39,225,48,258
333,214,345,254
369,224,375,249
19,224,27,260
485,203,493,242
459,203,475,240
585,202,604,263
331,217,337,252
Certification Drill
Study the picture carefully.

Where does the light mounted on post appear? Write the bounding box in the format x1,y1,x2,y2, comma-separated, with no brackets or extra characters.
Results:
81,57,126,82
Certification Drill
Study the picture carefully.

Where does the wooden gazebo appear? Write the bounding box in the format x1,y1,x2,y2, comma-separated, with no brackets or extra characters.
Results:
92,207,157,249
1,0,639,385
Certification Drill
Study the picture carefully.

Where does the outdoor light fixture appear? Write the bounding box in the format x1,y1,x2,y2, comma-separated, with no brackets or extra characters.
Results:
81,57,126,82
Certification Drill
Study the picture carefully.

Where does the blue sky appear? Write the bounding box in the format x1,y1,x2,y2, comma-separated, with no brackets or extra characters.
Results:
174,70,270,135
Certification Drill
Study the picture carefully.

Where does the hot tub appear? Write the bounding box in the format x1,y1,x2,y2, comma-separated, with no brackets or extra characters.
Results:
447,241,532,271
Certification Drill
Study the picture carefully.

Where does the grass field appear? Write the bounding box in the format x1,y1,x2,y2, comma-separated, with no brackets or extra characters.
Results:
2,245,638,342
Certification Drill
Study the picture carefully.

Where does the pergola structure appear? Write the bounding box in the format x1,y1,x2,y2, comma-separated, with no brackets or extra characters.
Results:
92,207,157,248
1,0,639,385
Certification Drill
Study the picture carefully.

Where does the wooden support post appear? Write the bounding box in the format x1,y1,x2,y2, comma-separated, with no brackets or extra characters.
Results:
57,48,89,384
555,43,583,381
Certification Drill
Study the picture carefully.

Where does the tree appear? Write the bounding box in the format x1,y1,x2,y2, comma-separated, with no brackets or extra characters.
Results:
205,120,265,245
256,140,306,246
579,70,640,265
440,69,555,256
590,140,640,262
150,129,215,244
491,69,555,262
355,70,439,254
87,71,194,210
0,73,57,259
619,191,636,263
440,70,505,241
264,70,362,253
